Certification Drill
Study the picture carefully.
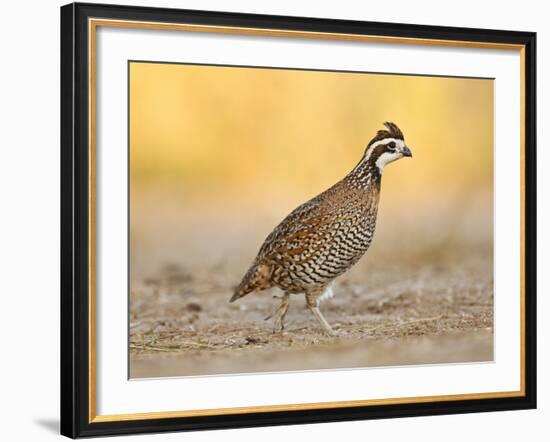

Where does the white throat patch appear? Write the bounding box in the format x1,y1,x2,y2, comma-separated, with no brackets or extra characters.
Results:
375,151,403,171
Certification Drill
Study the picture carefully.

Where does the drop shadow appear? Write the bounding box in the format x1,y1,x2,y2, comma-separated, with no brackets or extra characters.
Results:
34,418,59,434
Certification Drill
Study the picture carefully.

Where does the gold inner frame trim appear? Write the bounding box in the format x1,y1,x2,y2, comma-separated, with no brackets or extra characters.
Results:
88,17,527,424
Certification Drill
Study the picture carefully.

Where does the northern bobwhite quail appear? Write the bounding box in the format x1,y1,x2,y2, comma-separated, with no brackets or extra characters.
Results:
230,122,412,336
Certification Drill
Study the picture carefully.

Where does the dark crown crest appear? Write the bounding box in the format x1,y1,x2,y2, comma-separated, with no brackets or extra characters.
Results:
367,122,404,147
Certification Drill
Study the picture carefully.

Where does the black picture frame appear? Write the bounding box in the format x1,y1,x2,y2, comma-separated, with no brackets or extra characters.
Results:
61,2,537,438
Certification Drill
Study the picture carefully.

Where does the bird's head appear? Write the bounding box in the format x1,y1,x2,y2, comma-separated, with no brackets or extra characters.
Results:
364,122,412,172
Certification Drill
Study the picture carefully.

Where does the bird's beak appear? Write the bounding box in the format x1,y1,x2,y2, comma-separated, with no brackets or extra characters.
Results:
402,146,413,158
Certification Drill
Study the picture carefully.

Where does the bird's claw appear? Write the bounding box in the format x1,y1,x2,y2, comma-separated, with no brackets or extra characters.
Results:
271,315,286,334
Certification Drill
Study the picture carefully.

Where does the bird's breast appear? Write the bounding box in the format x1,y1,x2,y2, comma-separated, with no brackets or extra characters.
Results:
271,207,378,290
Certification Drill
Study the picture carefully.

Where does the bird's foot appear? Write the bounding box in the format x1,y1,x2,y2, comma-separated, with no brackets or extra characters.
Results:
265,293,290,334
264,295,285,320
323,327,340,337
307,304,340,337
268,306,287,334
272,317,285,334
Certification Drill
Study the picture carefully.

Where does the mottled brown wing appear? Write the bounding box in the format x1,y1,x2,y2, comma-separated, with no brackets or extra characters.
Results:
256,194,333,263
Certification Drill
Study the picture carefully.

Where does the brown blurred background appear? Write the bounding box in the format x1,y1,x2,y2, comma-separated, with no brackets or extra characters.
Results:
129,62,494,377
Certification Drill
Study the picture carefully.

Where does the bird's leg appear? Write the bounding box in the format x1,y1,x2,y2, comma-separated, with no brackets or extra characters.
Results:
265,293,290,333
305,289,338,337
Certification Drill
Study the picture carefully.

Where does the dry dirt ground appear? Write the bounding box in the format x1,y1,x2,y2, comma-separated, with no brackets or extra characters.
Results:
129,208,493,378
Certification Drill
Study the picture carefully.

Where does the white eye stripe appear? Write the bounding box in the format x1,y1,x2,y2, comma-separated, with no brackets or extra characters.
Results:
364,138,403,160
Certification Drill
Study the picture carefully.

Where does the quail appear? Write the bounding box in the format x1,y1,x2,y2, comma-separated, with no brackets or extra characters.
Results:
230,122,412,336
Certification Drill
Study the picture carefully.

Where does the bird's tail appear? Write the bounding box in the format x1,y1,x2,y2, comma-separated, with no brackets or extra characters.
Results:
230,263,273,302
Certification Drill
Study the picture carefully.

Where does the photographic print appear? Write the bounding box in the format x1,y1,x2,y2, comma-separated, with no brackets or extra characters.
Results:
129,62,494,378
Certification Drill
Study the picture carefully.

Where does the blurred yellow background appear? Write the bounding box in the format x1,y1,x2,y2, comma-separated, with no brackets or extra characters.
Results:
129,61,493,276
130,62,492,206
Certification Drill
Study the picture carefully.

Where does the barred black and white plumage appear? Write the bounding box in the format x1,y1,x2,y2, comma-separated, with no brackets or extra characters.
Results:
231,122,412,335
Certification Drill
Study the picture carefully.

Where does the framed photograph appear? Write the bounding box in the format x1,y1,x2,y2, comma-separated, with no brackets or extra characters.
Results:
60,2,536,438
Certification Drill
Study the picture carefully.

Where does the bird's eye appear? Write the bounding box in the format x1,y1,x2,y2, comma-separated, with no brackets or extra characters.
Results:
388,141,396,150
